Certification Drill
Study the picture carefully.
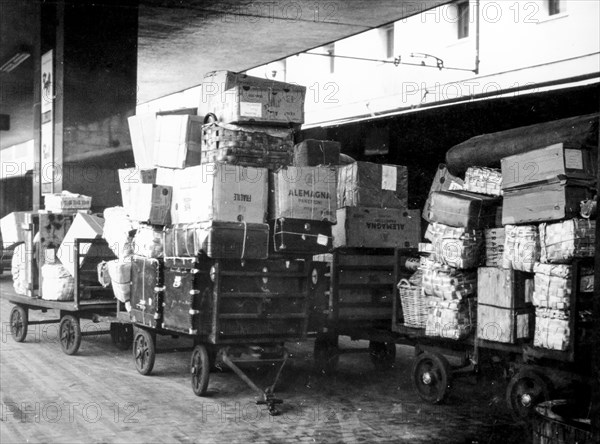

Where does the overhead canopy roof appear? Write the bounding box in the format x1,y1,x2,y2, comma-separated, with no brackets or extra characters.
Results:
137,0,450,104
0,0,448,149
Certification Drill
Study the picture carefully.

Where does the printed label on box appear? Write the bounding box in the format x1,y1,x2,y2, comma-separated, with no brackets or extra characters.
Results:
381,165,397,191
240,102,263,118
564,149,583,169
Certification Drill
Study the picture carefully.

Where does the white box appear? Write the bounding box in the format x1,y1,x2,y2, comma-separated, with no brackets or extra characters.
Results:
153,115,204,169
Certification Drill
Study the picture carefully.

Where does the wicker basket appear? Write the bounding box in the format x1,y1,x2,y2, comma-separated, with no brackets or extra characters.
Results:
398,279,428,328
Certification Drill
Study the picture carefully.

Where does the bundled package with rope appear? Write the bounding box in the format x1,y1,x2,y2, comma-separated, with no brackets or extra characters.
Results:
425,297,475,340
532,263,571,310
41,263,75,301
337,161,408,209
534,307,570,351
420,257,477,300
426,222,484,269
502,224,540,272
463,166,503,197
201,122,294,170
539,218,595,264
133,224,164,258
484,227,505,267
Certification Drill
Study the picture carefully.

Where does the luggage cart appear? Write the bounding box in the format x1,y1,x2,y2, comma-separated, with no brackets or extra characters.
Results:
309,248,418,373
310,247,595,421
5,228,130,355
119,254,311,415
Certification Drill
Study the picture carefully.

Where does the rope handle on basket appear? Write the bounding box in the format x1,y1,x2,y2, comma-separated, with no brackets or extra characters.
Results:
398,278,414,289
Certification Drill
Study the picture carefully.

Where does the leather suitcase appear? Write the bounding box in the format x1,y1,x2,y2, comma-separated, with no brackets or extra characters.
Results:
271,218,332,254
162,265,212,335
428,190,501,230
163,221,269,259
129,256,164,328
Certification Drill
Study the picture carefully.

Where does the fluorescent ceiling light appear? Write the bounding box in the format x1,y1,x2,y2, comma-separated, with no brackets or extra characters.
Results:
0,52,31,73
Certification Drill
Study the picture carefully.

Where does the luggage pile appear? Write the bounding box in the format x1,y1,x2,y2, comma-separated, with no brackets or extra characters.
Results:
1,191,102,301
104,71,421,315
414,142,596,350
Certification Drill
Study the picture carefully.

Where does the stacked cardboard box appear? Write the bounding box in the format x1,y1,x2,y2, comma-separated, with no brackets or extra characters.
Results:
333,161,420,249
501,144,595,225
269,165,337,254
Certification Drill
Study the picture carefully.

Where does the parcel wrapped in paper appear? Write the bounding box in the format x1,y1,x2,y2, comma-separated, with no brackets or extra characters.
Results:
420,257,477,300
534,308,570,351
532,263,571,310
502,224,540,272
539,218,595,264
425,297,475,341
463,166,503,197
426,222,484,269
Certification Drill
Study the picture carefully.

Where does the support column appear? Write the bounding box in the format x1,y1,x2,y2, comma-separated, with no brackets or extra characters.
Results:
35,0,138,211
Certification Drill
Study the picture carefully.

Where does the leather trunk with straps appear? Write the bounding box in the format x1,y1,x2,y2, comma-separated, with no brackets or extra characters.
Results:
163,221,269,260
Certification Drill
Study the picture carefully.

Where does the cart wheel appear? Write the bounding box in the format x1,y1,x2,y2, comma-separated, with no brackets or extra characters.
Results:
412,351,452,404
133,328,156,375
110,323,134,350
369,341,396,370
190,345,210,396
10,305,28,343
314,334,339,375
506,370,551,422
59,315,82,355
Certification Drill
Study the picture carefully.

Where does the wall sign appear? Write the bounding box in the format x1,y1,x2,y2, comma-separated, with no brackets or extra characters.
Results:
41,50,54,193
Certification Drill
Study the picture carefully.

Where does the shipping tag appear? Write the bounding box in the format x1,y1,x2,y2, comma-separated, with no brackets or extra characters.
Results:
564,149,583,169
317,234,329,246
381,165,397,191
240,102,263,118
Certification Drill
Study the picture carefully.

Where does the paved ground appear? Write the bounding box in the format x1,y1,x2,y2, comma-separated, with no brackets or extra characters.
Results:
0,274,530,444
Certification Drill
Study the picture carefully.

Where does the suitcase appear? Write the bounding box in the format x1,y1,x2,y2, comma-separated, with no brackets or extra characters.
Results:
428,190,500,229
293,139,340,166
163,221,269,259
162,264,212,335
270,218,332,254
129,256,164,328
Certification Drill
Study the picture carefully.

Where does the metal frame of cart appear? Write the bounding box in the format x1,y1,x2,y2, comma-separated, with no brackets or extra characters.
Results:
6,231,131,354
119,254,312,415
